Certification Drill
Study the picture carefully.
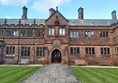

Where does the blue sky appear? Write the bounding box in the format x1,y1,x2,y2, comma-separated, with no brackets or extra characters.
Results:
0,0,117,19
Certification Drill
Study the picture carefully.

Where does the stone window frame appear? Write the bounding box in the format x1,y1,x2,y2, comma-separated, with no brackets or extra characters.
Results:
100,47,110,56
5,46,15,58
20,29,33,38
48,27,55,36
85,47,95,55
27,30,33,37
21,47,30,56
69,31,79,39
35,29,44,38
0,29,4,38
85,31,95,38
5,29,13,38
99,31,109,38
70,47,80,56
12,30,19,38
59,28,66,36
36,47,45,57
20,29,26,38
115,47,118,55
4,29,19,38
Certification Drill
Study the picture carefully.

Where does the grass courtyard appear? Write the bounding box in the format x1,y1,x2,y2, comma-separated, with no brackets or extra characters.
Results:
0,65,118,83
0,66,39,83
70,66,118,83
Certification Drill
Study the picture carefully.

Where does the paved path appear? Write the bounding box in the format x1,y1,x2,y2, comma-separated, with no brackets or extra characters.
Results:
22,64,80,83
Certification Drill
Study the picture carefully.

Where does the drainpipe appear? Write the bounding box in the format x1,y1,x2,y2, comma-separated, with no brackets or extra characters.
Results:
17,19,21,64
33,19,35,64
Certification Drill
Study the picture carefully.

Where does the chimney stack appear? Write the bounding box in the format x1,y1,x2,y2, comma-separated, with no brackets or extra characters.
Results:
56,6,58,11
78,7,84,20
111,10,117,20
49,8,55,16
22,6,28,20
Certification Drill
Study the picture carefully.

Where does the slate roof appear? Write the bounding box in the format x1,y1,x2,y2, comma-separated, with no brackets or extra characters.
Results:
0,19,45,25
69,19,118,26
0,19,118,26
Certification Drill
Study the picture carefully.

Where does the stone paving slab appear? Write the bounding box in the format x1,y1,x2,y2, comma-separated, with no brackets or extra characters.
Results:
22,64,80,83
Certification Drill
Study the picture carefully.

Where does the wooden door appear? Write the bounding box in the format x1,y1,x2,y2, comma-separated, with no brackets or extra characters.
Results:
52,49,61,63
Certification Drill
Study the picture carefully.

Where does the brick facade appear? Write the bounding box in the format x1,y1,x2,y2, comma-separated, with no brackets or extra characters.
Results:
0,6,118,65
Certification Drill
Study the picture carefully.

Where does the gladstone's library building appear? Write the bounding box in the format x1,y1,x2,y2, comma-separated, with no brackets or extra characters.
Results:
0,6,118,65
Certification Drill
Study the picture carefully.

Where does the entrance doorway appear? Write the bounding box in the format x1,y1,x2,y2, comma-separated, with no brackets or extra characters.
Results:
52,49,61,63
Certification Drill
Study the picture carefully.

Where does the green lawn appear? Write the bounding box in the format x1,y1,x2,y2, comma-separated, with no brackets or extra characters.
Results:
70,67,118,83
0,66,39,83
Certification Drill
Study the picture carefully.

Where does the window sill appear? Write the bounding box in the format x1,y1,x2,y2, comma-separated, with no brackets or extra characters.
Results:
115,54,118,55
59,35,66,36
21,56,30,57
85,37,95,38
100,55,110,57
70,54,80,56
85,55,96,57
4,37,33,39
69,38,79,39
36,56,45,57
48,35,55,37
5,57,15,58
99,37,109,39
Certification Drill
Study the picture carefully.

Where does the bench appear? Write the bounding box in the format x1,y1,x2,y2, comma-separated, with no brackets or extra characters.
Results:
98,61,112,66
74,59,87,66
19,59,29,65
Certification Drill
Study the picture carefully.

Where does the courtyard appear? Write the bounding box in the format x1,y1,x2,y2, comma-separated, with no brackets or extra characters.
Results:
0,64,118,83
0,66,39,83
71,66,118,83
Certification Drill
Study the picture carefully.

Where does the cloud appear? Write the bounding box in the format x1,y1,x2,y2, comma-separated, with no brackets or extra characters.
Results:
0,0,27,6
5,16,11,19
32,0,71,13
5,16,19,19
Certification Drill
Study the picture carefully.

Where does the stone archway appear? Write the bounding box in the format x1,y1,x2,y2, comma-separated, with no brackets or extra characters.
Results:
51,49,61,63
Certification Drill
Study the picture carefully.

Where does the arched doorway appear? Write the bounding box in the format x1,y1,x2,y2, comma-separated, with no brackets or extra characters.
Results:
51,49,61,63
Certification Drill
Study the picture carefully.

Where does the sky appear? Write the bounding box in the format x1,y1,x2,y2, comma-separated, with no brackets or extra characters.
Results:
0,0,118,19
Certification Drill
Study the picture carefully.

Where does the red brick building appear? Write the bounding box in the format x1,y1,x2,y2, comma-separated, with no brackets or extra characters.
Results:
0,6,118,65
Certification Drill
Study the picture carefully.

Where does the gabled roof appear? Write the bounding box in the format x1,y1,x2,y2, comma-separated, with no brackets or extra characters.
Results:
45,11,69,22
